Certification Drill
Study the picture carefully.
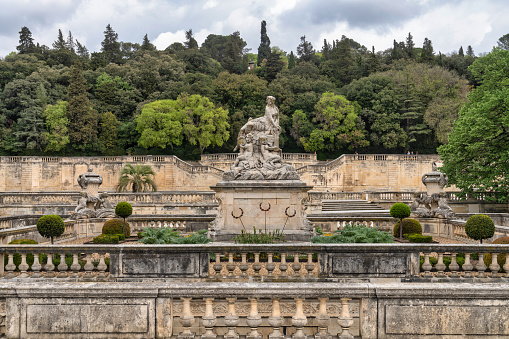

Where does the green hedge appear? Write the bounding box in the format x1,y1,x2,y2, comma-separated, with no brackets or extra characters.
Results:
393,218,422,237
408,234,433,243
102,219,130,237
93,234,120,244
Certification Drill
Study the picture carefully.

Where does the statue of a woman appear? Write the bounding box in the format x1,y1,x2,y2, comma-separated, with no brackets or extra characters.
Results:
238,96,281,146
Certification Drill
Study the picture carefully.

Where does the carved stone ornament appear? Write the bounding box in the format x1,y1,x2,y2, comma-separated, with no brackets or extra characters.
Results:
70,169,115,220
223,96,300,181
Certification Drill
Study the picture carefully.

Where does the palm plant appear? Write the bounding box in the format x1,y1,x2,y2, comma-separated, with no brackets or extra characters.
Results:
116,164,157,192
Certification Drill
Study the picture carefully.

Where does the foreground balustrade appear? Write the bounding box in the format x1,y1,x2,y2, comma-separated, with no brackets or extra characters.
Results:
2,244,509,282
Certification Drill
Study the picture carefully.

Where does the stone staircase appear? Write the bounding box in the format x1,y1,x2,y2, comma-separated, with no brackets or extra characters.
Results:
321,199,389,215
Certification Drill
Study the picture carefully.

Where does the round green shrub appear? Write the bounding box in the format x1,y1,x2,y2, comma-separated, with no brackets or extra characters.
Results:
465,214,495,243
37,215,65,243
393,218,423,237
102,219,130,237
390,203,411,219
115,202,133,219
483,236,509,270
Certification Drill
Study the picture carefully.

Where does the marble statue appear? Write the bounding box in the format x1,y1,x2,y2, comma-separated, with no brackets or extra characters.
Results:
70,168,116,219
223,96,299,181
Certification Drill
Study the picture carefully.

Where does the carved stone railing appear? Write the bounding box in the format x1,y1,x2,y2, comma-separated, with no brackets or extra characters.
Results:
307,215,396,232
3,243,509,282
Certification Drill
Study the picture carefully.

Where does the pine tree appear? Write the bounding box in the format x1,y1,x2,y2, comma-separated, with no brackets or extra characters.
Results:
466,45,475,57
390,39,401,61
184,29,198,49
101,24,121,64
265,51,285,82
257,20,271,66
296,35,314,62
67,61,98,149
405,32,415,59
66,31,75,52
322,39,332,60
420,37,434,63
458,46,464,57
17,26,35,54
141,34,156,51
497,33,509,50
52,29,67,50
288,51,296,69
76,40,89,59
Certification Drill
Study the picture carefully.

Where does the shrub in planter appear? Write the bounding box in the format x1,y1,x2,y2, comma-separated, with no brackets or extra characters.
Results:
393,218,423,237
102,219,130,237
483,236,509,271
408,234,433,243
37,215,65,244
93,234,120,244
465,214,495,244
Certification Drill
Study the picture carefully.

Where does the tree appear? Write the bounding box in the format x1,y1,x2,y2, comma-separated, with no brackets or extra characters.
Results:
101,24,121,63
301,92,368,152
265,51,285,82
42,101,69,153
405,32,415,59
497,34,509,50
288,51,296,69
117,164,156,192
390,203,411,239
438,48,509,202
98,112,119,154
67,61,98,150
420,38,434,63
16,26,35,54
296,36,315,62
465,214,495,244
141,34,156,51
75,40,89,59
466,45,475,57
458,46,464,57
223,31,248,74
37,215,65,244
115,201,133,236
52,29,67,50
184,29,198,49
257,20,271,66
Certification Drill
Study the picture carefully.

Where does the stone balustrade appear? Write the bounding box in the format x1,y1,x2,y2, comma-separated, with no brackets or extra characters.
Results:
2,243,509,282
307,215,396,233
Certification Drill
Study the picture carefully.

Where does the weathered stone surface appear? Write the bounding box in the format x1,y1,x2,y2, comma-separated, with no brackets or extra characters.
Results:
122,253,198,276
331,254,408,276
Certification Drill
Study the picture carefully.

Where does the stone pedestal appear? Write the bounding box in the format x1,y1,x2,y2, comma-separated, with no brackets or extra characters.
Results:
210,180,313,241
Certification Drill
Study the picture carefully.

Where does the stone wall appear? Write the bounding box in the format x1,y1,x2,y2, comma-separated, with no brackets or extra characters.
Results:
0,154,439,193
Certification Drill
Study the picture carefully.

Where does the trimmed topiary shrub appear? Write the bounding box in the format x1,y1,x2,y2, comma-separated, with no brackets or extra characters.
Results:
483,236,509,271
115,201,133,237
407,234,433,243
393,219,423,237
390,203,411,239
102,219,130,238
465,214,495,244
37,215,65,244
93,234,120,244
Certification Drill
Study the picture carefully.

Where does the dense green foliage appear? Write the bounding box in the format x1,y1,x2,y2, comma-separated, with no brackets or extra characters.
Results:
36,215,65,244
465,214,495,243
393,218,423,237
117,164,156,192
407,233,433,243
484,237,509,270
0,23,484,158
390,203,411,219
233,227,285,244
311,225,394,243
93,234,120,244
137,228,212,244
438,48,509,202
102,219,131,237
115,201,133,217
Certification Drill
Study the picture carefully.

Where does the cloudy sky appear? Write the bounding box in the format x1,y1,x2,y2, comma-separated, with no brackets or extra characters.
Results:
0,0,508,59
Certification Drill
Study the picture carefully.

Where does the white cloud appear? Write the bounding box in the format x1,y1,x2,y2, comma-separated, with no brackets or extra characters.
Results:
154,30,186,49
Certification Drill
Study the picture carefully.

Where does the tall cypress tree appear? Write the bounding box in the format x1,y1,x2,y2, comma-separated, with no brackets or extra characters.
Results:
405,32,415,59
67,61,98,150
257,20,271,66
288,51,296,69
16,26,35,54
101,24,121,64
141,34,156,51
420,37,434,63
458,46,464,57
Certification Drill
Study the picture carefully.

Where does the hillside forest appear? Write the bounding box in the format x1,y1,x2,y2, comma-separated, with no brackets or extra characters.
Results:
0,23,503,160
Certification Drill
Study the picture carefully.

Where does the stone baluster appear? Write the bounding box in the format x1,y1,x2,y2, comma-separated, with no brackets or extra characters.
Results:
83,254,95,279
18,253,30,278
70,253,81,278
224,298,239,339
421,253,432,277
96,254,108,279
253,253,262,276
31,253,42,278
338,298,354,339
266,253,275,277
44,254,55,278
246,298,262,339
315,297,331,339
292,298,307,339
213,252,223,278
476,253,487,278
449,253,460,278
202,298,216,339
462,253,473,278
268,298,284,339
292,253,301,278
226,253,236,278
305,252,314,277
4,254,16,278
489,253,500,278
279,253,288,277
178,297,195,339
57,253,68,278
435,253,446,277
503,254,509,278
239,253,249,277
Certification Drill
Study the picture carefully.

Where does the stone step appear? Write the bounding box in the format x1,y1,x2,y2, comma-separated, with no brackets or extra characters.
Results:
322,199,385,212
